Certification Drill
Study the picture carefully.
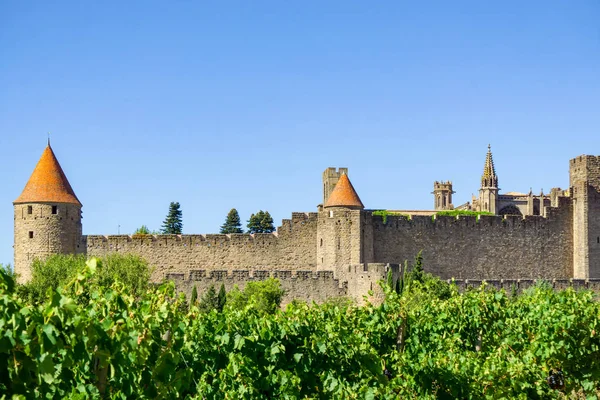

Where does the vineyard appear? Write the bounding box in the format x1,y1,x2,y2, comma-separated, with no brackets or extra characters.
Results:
1,258,600,399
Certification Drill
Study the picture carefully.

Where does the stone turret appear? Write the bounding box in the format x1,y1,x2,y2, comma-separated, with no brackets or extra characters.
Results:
570,155,600,279
13,142,83,282
478,144,499,214
318,171,372,271
433,181,454,210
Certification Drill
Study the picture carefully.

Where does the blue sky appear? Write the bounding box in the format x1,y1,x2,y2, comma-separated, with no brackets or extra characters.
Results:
1,1,599,266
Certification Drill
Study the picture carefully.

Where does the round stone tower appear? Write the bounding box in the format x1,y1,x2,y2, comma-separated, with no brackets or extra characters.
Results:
13,142,82,283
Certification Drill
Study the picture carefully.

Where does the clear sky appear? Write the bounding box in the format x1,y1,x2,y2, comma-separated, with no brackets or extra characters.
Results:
1,1,599,266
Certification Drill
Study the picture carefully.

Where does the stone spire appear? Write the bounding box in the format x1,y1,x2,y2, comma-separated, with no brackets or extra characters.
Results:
14,143,82,206
481,144,498,188
324,173,364,209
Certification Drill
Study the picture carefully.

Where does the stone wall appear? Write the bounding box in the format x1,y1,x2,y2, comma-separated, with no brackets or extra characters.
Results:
173,269,346,307
14,203,83,282
370,198,573,280
85,212,318,282
450,278,600,293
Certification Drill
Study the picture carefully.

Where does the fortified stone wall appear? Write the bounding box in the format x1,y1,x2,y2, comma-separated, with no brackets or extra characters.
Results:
85,212,318,282
450,278,600,293
335,263,401,304
370,197,573,280
173,269,346,307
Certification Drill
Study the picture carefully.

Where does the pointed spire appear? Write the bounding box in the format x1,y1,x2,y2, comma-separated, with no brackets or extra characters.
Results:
324,173,364,209
14,144,82,206
481,144,498,188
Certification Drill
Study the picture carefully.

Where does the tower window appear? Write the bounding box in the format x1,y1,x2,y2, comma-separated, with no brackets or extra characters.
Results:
320,238,323,247
29,231,34,239
52,205,58,215
27,206,33,214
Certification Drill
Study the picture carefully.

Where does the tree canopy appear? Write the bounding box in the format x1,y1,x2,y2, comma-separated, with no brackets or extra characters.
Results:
247,210,275,234
161,202,183,234
220,208,244,234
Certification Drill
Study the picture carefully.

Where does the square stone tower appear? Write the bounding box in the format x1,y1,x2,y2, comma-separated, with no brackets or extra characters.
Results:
570,155,600,278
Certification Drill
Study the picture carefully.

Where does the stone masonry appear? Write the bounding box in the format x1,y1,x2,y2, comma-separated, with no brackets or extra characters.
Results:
13,144,600,304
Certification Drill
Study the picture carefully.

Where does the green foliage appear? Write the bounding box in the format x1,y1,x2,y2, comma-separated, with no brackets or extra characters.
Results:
220,208,244,234
2,257,600,398
372,210,409,224
190,285,198,306
198,285,220,313
0,263,15,280
133,225,159,235
20,254,151,304
161,201,183,234
217,284,226,312
247,210,275,233
386,268,394,290
436,210,494,217
225,278,284,314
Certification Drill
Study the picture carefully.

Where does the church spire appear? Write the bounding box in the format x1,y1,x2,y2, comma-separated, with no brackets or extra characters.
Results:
481,144,498,188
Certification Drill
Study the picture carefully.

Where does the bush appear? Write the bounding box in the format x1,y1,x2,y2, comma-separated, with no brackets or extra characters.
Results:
226,278,285,314
20,254,152,303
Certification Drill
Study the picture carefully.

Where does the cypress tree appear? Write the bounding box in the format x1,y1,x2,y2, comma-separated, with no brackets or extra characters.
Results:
220,208,244,234
217,283,226,312
190,285,198,307
411,250,424,283
199,285,218,313
386,269,394,290
161,202,183,234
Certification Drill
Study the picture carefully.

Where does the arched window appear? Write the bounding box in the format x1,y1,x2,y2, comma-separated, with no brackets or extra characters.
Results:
499,205,522,216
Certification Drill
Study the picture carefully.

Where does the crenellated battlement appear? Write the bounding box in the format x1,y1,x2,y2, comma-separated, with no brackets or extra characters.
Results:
450,278,600,293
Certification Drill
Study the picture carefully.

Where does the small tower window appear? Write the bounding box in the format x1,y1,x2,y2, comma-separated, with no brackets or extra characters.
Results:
320,238,323,247
29,231,34,239
27,206,33,214
52,205,58,215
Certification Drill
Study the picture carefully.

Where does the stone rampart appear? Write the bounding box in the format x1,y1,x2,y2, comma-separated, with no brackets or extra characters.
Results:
174,269,346,306
84,212,318,281
449,278,600,293
371,198,573,280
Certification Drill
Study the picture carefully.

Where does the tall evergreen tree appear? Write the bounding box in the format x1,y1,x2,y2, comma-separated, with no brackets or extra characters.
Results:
247,210,275,233
190,285,198,307
161,202,183,234
260,211,275,233
220,208,244,234
198,285,219,313
247,211,263,234
217,284,226,312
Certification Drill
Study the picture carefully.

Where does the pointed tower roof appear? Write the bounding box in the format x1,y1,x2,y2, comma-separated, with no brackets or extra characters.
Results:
14,144,82,206
481,144,499,188
324,173,364,209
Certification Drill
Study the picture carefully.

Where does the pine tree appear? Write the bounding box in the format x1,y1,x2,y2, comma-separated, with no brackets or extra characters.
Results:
190,285,198,307
161,202,183,234
247,211,263,234
260,211,275,233
217,284,226,312
220,208,243,234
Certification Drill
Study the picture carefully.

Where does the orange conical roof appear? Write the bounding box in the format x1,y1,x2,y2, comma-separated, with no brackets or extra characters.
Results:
14,144,82,206
324,173,364,209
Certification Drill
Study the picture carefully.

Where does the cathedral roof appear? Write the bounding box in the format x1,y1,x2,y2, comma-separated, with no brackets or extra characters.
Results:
324,173,364,209
14,143,82,206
